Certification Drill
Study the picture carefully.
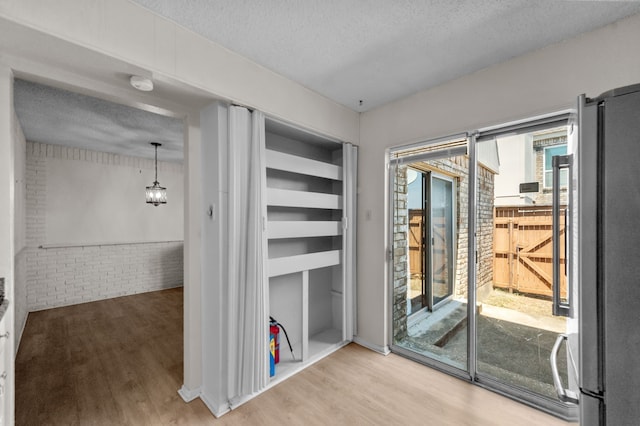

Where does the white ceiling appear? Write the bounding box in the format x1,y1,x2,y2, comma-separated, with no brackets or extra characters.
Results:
13,79,185,163
12,1,640,161
131,0,640,112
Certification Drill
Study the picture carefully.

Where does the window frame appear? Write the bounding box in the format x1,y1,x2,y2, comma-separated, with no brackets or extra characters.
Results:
543,143,568,189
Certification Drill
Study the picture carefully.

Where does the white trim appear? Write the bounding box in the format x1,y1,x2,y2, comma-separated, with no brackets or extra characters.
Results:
266,150,343,181
476,109,573,136
268,221,342,239
177,385,201,403
389,132,469,154
267,188,342,209
353,336,391,355
14,311,27,358
267,250,341,277
199,391,231,418
39,240,184,249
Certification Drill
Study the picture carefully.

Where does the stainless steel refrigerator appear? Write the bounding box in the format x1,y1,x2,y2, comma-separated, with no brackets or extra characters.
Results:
550,83,640,425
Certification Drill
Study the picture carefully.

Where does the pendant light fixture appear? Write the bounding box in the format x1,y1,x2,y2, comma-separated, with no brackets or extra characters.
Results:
146,142,167,206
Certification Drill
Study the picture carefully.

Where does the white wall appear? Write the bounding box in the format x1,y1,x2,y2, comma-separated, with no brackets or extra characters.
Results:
199,101,229,415
42,146,183,245
25,142,184,310
0,0,360,144
492,134,534,206
357,13,640,349
182,112,202,399
13,111,27,351
0,66,16,426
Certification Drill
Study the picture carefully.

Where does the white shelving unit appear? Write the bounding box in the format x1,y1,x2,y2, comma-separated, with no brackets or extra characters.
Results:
264,120,356,382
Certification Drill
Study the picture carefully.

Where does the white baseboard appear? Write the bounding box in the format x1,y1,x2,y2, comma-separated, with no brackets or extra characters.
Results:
200,392,230,418
353,336,390,355
178,385,201,403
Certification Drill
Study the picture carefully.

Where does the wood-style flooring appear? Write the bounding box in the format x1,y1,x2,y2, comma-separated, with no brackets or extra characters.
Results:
16,288,575,425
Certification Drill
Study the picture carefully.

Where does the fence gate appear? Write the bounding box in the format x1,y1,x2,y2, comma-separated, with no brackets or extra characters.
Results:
493,205,566,298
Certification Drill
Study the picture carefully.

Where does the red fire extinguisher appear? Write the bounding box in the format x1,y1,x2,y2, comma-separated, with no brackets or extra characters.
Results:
269,316,295,363
269,319,280,364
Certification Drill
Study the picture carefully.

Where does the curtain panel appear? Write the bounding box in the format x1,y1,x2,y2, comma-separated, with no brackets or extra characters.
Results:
227,106,268,403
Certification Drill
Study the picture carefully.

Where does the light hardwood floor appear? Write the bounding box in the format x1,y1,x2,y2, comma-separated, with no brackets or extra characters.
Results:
16,288,575,425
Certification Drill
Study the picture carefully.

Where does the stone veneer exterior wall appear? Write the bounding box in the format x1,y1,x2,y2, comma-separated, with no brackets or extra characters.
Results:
392,155,494,343
392,166,409,341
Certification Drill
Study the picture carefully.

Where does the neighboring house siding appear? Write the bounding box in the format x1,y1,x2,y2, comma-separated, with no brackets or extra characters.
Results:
25,142,183,311
533,132,568,205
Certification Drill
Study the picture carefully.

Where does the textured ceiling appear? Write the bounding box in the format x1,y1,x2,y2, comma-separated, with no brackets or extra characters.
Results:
131,0,640,112
12,2,640,161
14,79,184,163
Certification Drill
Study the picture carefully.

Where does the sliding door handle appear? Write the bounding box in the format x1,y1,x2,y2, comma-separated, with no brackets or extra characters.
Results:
550,334,579,404
552,154,573,317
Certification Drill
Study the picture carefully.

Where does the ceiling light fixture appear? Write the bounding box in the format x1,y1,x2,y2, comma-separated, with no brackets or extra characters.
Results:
130,75,154,92
146,142,167,206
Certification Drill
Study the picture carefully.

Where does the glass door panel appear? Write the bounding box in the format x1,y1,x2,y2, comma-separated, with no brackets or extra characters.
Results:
391,145,468,372
429,176,454,309
475,127,574,407
407,169,427,315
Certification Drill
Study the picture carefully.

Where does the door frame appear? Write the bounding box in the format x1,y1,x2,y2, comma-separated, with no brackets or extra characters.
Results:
426,171,457,312
404,169,458,316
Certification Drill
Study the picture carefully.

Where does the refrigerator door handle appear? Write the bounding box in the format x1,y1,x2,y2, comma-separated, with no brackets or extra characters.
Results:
550,334,580,404
552,154,573,317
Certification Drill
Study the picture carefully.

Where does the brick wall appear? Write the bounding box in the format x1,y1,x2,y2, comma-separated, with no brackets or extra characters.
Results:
392,166,408,342
422,156,494,300
392,155,495,342
476,164,495,301
25,142,183,311
25,242,183,311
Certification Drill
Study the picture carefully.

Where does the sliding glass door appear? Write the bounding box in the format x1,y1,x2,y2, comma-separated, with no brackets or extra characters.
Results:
390,135,469,373
388,114,578,421
475,125,577,419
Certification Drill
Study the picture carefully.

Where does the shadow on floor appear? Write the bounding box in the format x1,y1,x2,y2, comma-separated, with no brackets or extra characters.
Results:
397,301,569,400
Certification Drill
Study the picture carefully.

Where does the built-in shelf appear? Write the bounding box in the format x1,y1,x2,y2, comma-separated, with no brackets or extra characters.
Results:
266,150,342,181
268,221,342,239
268,250,341,278
264,124,353,398
269,327,345,384
267,188,342,210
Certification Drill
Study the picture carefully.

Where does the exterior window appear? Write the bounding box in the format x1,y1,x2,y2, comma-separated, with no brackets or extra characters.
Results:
544,144,567,188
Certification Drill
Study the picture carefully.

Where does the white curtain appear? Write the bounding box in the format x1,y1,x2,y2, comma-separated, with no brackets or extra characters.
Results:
227,106,268,403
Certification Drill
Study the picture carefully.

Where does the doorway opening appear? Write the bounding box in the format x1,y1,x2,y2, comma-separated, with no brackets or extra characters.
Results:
407,169,456,315
12,77,188,422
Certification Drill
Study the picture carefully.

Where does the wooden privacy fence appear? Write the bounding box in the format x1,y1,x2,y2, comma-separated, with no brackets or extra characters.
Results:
493,206,566,298
408,209,425,277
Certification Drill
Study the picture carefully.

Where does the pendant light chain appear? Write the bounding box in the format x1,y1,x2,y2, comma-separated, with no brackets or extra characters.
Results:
154,142,159,184
146,142,167,206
